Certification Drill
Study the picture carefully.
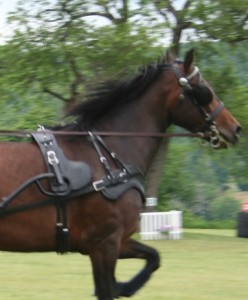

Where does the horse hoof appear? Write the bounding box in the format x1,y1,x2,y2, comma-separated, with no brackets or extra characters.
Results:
115,282,133,298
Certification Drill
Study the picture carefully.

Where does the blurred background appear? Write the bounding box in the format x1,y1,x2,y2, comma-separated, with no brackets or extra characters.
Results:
0,0,247,229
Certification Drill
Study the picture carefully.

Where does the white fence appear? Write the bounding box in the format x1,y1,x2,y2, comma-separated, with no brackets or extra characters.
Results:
140,211,183,240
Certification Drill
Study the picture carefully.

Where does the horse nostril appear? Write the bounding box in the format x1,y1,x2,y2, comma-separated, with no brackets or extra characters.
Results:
236,125,242,136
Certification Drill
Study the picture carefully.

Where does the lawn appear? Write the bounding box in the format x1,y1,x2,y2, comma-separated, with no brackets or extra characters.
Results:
0,229,247,299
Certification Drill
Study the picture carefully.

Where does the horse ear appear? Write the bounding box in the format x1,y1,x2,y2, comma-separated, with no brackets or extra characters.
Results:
184,48,195,72
165,49,175,63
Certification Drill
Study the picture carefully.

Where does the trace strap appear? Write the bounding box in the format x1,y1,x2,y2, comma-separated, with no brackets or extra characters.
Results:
88,131,131,184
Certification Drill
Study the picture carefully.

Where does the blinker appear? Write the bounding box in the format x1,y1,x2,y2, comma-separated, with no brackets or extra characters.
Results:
189,85,213,106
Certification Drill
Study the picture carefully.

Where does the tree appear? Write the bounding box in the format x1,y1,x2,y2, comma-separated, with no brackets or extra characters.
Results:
154,0,193,55
3,0,162,112
192,0,248,43
153,0,248,55
4,0,248,107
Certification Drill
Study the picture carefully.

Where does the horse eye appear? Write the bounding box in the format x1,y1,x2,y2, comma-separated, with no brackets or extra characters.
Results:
191,85,213,106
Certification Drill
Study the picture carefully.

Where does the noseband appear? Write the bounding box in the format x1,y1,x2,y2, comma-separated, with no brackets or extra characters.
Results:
176,65,225,148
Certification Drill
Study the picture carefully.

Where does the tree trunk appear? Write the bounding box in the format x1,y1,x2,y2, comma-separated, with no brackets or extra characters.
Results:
144,139,170,212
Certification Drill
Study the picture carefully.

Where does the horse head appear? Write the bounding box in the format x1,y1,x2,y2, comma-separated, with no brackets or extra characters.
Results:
166,49,241,149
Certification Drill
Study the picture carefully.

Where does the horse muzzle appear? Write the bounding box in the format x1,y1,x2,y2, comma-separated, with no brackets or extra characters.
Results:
209,124,241,149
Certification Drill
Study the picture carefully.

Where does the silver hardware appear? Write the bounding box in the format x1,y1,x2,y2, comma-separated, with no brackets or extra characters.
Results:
37,125,46,132
119,172,126,178
209,125,221,149
37,125,52,147
187,66,199,80
179,77,188,87
47,150,59,165
211,139,221,149
100,156,107,163
93,180,105,191
88,131,93,137
119,171,128,182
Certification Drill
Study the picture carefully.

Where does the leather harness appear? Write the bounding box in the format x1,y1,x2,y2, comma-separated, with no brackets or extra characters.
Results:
0,128,145,253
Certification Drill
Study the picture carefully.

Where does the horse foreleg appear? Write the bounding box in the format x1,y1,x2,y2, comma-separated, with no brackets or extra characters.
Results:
89,240,119,300
115,238,160,298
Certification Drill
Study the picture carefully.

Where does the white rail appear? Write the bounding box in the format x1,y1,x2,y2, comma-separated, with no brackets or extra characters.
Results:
140,211,183,240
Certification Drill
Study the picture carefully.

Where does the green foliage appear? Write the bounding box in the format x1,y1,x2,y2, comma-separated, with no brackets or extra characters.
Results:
183,210,238,229
158,132,245,228
0,87,62,129
1,0,163,113
192,0,248,43
208,195,240,222
78,23,163,76
157,139,197,211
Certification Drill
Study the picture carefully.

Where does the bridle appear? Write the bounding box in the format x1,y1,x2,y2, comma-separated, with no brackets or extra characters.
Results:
175,64,226,148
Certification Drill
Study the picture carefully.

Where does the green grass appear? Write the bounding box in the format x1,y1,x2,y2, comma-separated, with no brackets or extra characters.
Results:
0,229,248,299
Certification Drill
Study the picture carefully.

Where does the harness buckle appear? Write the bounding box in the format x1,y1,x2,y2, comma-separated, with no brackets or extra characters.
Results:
47,150,59,165
93,180,105,191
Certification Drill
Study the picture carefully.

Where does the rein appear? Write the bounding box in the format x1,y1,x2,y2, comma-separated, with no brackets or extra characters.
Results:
0,129,207,139
0,64,220,142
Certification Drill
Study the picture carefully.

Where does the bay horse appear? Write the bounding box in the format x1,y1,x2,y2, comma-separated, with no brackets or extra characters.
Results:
0,49,241,300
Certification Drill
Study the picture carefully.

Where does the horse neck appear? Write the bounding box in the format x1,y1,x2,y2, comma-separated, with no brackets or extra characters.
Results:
95,74,174,173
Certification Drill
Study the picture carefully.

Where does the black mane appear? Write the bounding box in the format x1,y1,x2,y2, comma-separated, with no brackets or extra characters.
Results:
67,62,167,130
